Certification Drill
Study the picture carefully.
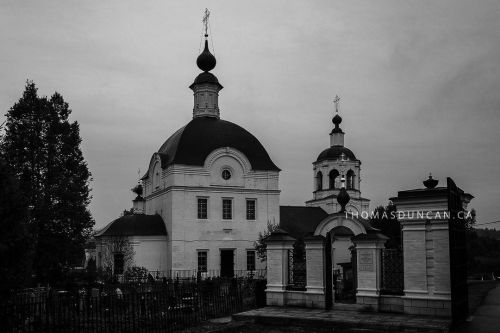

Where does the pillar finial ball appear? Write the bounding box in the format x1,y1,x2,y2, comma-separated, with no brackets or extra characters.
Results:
423,174,439,189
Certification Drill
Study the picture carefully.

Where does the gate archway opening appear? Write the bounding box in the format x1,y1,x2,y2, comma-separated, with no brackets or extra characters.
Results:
315,214,367,308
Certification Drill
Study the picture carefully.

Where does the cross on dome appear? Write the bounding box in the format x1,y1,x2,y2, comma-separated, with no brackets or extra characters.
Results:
333,95,341,113
202,8,210,37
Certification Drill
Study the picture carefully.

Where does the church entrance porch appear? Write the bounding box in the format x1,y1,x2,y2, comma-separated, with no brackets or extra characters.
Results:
220,249,235,278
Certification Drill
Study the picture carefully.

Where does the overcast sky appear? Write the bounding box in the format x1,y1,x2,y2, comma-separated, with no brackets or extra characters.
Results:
1,0,500,229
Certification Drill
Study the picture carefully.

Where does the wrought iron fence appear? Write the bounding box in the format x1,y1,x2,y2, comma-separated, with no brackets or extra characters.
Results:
121,269,267,283
381,248,404,295
0,278,267,333
287,249,307,290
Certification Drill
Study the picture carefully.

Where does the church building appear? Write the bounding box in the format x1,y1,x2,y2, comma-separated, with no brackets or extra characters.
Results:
95,26,280,277
94,14,372,281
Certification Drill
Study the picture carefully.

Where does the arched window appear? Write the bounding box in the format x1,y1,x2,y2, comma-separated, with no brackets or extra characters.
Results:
346,170,355,189
316,171,323,191
329,169,340,189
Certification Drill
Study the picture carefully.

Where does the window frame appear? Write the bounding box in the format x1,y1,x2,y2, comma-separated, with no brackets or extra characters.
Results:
197,250,208,273
246,199,257,220
246,250,256,271
197,197,208,220
222,198,233,220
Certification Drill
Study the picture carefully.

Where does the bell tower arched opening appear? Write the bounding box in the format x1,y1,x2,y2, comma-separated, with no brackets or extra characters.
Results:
329,169,340,189
316,171,323,191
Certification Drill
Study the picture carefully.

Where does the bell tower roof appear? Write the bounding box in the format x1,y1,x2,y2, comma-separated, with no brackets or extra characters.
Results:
190,9,223,119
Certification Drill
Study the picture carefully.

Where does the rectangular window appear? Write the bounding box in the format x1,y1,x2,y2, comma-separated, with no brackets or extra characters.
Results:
114,253,124,275
222,199,232,220
198,251,208,272
197,197,208,219
246,199,256,220
247,250,256,271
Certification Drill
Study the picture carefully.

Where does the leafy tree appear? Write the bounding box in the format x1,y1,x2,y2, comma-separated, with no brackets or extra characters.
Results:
369,203,401,249
100,236,135,274
0,158,33,295
254,220,280,262
1,81,94,282
124,266,149,282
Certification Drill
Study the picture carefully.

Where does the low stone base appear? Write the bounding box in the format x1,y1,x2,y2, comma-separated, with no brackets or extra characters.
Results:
266,290,286,306
266,290,325,309
305,292,325,308
402,297,452,317
356,295,380,311
379,295,404,313
283,290,306,307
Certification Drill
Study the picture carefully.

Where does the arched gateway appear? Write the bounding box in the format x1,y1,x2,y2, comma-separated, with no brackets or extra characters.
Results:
314,213,369,308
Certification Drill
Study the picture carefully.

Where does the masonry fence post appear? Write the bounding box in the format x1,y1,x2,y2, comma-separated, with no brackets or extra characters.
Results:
304,234,326,308
264,228,296,306
352,233,388,310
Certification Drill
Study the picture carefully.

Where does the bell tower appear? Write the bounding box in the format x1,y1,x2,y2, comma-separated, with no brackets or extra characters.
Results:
306,95,369,214
190,9,223,119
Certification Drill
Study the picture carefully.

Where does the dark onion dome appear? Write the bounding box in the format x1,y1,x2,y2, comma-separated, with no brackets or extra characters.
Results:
95,214,167,237
331,114,344,134
190,72,223,89
316,145,357,163
156,117,280,171
332,113,342,125
196,40,216,72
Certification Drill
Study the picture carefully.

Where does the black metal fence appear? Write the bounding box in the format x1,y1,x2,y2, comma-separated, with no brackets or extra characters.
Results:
381,248,404,295
287,249,307,290
139,269,267,282
0,278,266,333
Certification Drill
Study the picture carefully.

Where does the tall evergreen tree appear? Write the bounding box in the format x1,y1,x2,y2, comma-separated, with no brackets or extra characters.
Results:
1,81,94,282
0,158,33,295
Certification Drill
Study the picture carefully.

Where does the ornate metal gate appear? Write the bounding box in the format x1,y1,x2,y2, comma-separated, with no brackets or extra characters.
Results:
447,177,469,322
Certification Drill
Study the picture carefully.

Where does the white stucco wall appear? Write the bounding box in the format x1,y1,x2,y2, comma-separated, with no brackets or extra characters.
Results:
95,235,168,273
130,236,168,272
143,147,280,273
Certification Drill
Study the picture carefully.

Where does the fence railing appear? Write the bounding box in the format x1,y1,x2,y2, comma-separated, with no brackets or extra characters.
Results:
381,248,404,295
1,278,266,333
287,249,307,290
121,269,267,283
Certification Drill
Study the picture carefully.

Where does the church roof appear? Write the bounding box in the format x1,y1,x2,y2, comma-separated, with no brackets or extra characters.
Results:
305,193,370,204
316,145,357,163
279,206,329,239
95,214,167,237
190,72,222,89
151,116,280,173
280,206,379,239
